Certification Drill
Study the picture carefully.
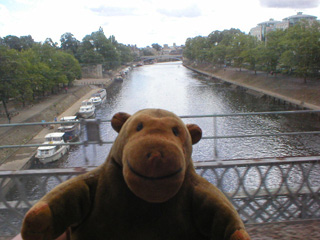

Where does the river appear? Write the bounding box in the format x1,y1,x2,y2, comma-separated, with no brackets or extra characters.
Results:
36,61,320,169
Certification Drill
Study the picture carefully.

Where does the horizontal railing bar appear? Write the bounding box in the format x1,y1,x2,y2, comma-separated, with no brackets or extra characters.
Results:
1,110,320,128
0,119,112,128
1,156,320,177
225,186,320,199
0,120,77,128
202,131,320,140
0,167,96,177
0,131,319,149
194,155,320,167
0,141,114,149
2,186,319,210
179,110,320,119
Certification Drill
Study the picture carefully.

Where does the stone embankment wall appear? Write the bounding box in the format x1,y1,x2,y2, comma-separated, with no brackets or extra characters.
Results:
81,64,103,79
183,63,320,111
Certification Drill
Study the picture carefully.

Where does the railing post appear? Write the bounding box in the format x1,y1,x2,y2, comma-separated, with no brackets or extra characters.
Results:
213,117,218,159
300,194,307,219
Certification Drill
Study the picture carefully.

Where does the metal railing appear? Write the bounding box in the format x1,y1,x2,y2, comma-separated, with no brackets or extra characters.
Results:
1,110,320,237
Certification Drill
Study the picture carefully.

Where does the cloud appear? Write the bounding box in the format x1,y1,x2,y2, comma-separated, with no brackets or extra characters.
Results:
157,5,201,18
90,6,137,17
0,4,11,27
260,0,320,8
14,0,34,4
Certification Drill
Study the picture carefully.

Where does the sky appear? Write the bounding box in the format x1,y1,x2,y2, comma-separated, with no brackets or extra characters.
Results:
0,0,320,48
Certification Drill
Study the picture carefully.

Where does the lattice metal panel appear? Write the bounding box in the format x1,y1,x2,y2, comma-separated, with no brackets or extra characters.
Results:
1,159,320,237
196,159,320,223
0,169,86,237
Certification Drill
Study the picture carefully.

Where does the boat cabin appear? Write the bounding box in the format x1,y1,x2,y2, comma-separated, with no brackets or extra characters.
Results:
44,132,65,142
58,116,79,129
81,99,94,107
36,132,65,157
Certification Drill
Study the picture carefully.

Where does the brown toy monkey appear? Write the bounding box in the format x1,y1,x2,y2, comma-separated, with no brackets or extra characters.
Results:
21,109,250,240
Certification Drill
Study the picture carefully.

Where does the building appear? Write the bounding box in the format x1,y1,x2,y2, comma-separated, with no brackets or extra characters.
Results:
282,12,317,27
249,12,318,41
249,19,280,41
161,43,184,55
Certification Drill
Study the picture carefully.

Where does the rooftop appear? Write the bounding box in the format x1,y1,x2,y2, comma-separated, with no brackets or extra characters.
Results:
258,18,281,26
283,12,317,21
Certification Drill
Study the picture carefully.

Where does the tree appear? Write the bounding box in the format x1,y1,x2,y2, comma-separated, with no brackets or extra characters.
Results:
60,32,80,55
256,29,286,76
101,42,120,69
77,35,103,64
184,29,245,66
239,35,260,73
117,44,134,64
32,43,80,93
227,33,249,71
0,47,28,121
279,21,320,82
44,38,58,48
3,35,23,51
13,57,32,107
141,47,155,56
78,28,121,69
208,30,224,46
55,51,81,84
183,38,195,60
220,28,243,46
152,43,162,52
208,45,227,67
183,36,210,62
20,35,35,50
22,49,50,99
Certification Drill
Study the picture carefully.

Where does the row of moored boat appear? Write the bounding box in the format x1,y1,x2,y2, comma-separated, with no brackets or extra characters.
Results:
35,89,107,164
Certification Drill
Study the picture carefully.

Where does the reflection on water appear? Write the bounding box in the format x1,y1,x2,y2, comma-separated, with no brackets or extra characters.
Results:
34,61,320,169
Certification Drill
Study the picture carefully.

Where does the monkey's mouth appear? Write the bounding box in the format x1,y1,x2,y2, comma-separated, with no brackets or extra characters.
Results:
126,159,182,181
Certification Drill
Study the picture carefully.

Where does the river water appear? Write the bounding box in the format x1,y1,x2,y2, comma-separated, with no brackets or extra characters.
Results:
37,61,320,169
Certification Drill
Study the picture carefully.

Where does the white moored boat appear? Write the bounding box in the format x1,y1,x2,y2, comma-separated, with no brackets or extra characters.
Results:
35,132,70,164
89,89,107,106
89,96,102,106
78,99,96,118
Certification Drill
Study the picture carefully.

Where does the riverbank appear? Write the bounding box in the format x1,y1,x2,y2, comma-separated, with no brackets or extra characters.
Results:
0,67,125,168
0,85,103,170
183,62,320,110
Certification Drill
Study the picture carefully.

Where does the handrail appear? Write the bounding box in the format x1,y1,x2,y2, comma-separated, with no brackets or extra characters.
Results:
1,110,320,237
0,110,320,149
1,156,319,235
0,109,319,127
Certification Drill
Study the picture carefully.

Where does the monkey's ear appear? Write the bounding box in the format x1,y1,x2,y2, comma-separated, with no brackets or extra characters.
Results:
186,124,202,145
111,112,131,133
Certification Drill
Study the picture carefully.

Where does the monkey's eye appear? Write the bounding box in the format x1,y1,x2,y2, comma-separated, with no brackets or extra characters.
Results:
172,127,179,136
136,122,143,131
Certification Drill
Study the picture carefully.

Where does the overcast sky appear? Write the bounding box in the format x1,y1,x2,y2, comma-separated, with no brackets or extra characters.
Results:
0,0,319,47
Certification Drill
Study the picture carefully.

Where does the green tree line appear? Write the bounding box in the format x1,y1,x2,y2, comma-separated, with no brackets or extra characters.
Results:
61,27,135,68
0,27,135,122
183,20,320,83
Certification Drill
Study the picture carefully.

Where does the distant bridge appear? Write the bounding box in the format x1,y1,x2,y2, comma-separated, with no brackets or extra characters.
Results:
139,54,183,62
